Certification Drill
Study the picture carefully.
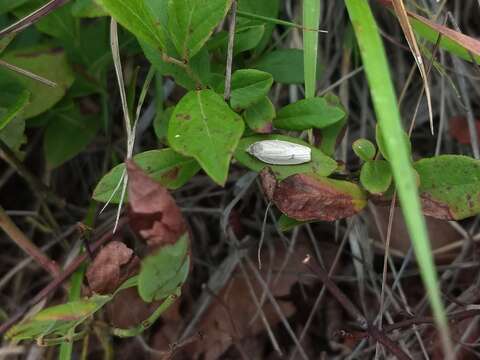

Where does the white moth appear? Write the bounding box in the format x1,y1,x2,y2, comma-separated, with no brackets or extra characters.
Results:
247,140,311,165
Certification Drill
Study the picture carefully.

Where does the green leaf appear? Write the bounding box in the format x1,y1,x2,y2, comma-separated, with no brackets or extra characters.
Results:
316,93,347,156
0,45,75,119
44,104,99,168
168,0,231,59
353,138,376,161
277,214,311,231
360,160,392,194
0,89,30,131
142,42,211,89
0,117,25,154
234,134,338,179
168,89,244,185
237,0,279,53
230,69,273,111
72,0,109,17
97,0,166,49
0,34,16,55
153,106,174,142
243,96,275,133
254,49,304,84
415,155,480,220
0,0,28,15
6,295,110,342
208,25,265,55
93,149,201,203
138,234,190,302
274,97,346,131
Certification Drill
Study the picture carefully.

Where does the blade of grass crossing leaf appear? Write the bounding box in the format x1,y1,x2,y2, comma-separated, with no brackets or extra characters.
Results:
302,0,320,99
302,0,320,144
344,1,454,358
391,0,433,134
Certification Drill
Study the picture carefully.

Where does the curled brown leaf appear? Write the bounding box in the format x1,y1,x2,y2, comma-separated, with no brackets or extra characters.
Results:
126,160,187,248
86,241,139,295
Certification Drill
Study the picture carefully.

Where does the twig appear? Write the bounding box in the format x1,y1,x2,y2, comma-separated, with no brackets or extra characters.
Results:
0,0,69,38
224,0,237,101
0,217,128,336
0,206,60,277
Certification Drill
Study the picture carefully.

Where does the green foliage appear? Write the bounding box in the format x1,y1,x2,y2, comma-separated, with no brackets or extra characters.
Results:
230,69,273,111
243,96,275,133
138,234,190,302
0,88,29,130
254,49,304,84
6,295,110,342
274,96,346,131
352,138,376,161
415,155,480,220
93,149,200,203
97,0,166,49
168,0,232,60
360,160,392,195
44,103,100,168
168,89,244,185
234,134,338,179
0,45,75,119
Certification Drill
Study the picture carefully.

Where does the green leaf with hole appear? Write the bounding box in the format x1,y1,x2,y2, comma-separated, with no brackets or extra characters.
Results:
234,134,338,179
138,234,190,302
6,295,110,341
414,155,480,220
97,0,166,49
360,160,392,194
243,96,275,133
168,90,244,185
254,49,305,84
168,0,231,59
274,96,346,131
0,45,74,119
44,104,99,168
230,69,273,111
353,138,376,161
93,149,200,203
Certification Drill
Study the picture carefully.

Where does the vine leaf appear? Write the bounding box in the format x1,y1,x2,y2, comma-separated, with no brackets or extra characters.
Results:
168,89,244,186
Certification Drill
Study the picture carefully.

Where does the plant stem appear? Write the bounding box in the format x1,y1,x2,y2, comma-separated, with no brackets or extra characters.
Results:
0,206,60,277
224,0,237,101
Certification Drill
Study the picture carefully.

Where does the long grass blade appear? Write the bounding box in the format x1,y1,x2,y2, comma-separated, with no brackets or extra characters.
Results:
344,1,454,358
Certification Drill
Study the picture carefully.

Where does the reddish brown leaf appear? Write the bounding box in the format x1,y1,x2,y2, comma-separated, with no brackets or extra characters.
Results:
449,116,480,145
86,241,139,294
126,160,187,248
260,172,367,221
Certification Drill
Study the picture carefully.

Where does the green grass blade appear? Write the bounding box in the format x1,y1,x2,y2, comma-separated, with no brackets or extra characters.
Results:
302,0,320,99
344,1,453,358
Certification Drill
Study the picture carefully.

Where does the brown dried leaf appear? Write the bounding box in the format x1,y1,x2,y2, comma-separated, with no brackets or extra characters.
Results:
449,116,480,145
260,171,367,222
86,241,138,294
127,160,187,248
184,242,323,360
